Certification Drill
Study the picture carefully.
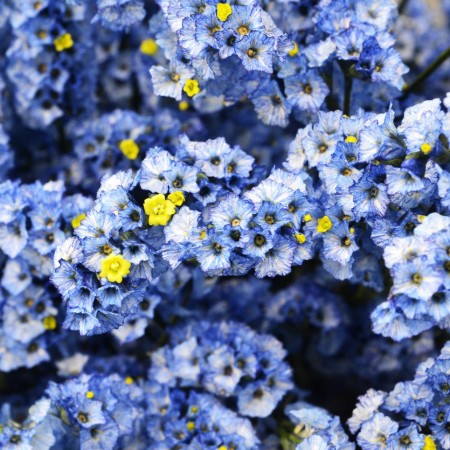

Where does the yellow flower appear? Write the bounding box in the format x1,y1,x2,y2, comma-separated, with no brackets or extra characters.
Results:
42,316,57,330
288,41,298,57
140,38,158,56
119,139,139,160
99,254,131,283
217,3,232,21
71,213,86,229
54,33,73,52
183,79,200,97
168,191,185,206
179,101,189,111
423,436,436,450
317,215,333,233
143,194,176,226
345,135,358,144
420,143,432,154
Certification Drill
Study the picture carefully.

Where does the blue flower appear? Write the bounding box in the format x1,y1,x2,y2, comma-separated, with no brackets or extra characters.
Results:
285,70,329,112
93,0,146,31
235,31,275,73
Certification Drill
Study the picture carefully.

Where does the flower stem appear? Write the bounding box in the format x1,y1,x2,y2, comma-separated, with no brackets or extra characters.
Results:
343,74,352,116
403,46,450,94
398,0,409,14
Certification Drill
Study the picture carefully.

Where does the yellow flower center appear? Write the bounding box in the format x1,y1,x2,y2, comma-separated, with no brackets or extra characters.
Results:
125,376,134,384
237,25,249,35
303,213,312,222
294,233,306,244
54,33,73,52
86,391,95,399
186,421,196,431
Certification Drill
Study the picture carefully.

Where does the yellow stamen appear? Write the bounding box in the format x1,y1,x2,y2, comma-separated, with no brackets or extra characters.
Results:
54,33,73,52
237,25,249,35
217,3,232,21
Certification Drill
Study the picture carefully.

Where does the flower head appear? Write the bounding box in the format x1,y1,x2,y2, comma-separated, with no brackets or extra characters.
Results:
144,194,176,226
99,254,131,283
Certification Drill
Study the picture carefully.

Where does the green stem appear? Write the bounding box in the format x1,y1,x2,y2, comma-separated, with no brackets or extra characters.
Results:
403,46,450,94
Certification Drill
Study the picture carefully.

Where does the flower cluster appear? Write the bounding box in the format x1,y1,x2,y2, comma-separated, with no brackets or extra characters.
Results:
286,401,354,450
0,179,92,371
5,1,96,128
1,1,450,450
150,320,293,417
0,370,260,450
349,341,450,449
66,109,204,193
148,0,409,125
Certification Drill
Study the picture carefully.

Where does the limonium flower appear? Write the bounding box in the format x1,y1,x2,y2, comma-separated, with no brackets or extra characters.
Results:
1,2,450,449
99,254,131,283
